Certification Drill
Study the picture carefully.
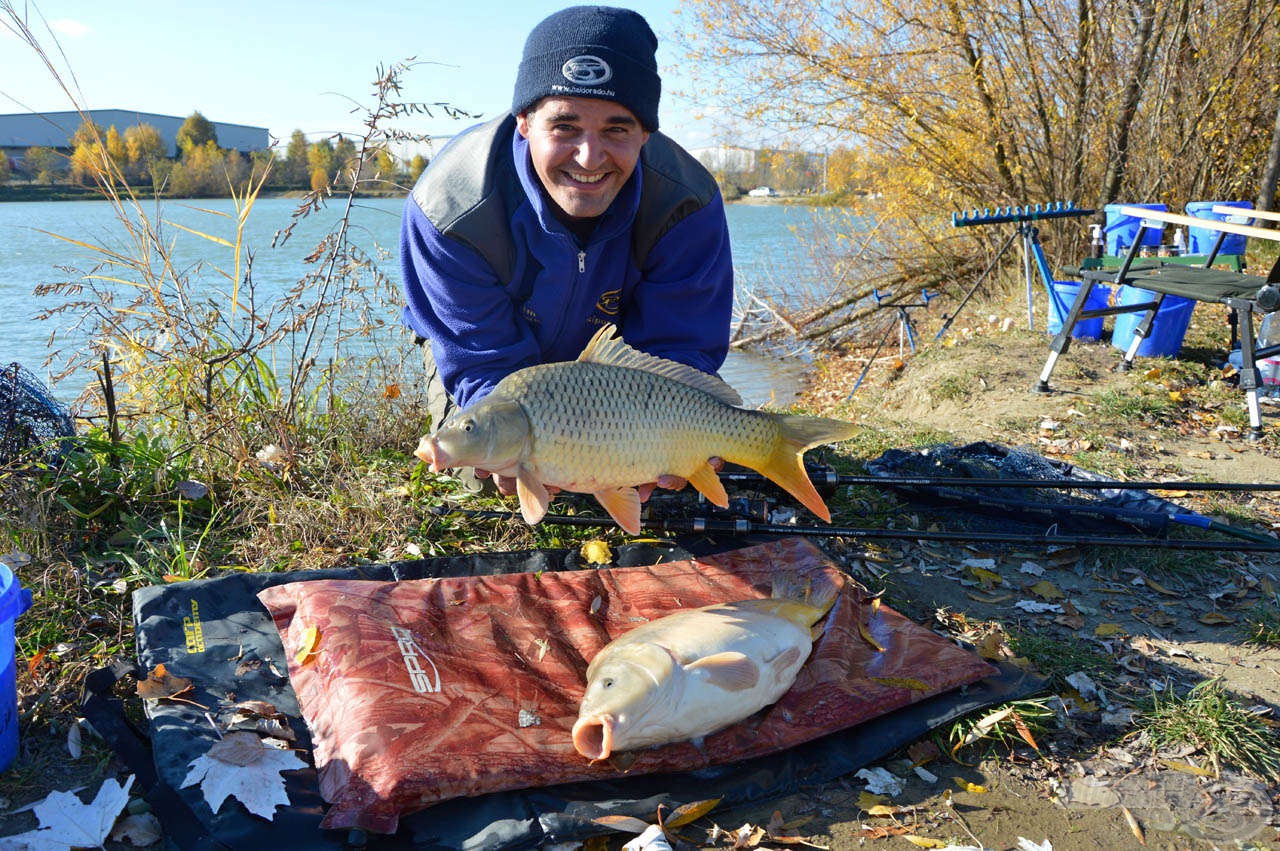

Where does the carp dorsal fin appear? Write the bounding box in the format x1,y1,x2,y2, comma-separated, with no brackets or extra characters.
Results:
685,651,759,691
578,324,743,407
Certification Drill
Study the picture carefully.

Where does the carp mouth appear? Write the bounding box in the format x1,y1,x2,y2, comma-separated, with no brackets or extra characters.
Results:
414,436,449,472
571,714,615,761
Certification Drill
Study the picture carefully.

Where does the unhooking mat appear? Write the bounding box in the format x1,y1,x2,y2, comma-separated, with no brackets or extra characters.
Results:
96,536,1046,850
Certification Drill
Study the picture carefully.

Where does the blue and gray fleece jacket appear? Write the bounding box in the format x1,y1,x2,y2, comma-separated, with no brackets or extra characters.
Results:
400,114,734,409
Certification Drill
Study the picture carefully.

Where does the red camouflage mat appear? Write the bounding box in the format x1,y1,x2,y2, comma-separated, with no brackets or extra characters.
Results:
257,537,997,833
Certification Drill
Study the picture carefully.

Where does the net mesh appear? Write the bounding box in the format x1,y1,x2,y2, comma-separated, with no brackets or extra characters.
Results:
1,362,75,465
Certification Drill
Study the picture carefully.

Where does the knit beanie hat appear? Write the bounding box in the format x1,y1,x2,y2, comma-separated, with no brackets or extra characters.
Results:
511,6,661,131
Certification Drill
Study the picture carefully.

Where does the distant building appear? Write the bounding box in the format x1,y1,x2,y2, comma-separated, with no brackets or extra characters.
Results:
688,144,756,174
0,109,269,165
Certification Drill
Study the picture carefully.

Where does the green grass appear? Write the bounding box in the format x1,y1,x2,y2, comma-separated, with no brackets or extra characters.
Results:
1091,385,1179,422
1244,594,1280,647
1007,629,1113,686
931,372,977,403
1138,679,1280,782
945,697,1058,760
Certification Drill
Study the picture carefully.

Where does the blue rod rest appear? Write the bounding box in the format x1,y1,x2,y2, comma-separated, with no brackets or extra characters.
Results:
952,201,1095,228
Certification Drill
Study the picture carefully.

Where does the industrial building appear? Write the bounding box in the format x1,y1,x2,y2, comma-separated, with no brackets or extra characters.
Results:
0,109,269,165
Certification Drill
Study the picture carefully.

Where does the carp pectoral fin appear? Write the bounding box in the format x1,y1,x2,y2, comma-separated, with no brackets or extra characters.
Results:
516,471,551,526
594,487,642,535
686,461,729,508
686,651,760,691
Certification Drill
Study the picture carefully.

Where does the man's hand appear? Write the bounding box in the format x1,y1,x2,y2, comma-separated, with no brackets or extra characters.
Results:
474,468,519,495
637,457,724,502
475,469,563,499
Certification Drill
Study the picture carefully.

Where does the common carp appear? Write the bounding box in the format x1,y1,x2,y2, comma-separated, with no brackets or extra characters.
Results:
416,324,858,534
571,578,838,760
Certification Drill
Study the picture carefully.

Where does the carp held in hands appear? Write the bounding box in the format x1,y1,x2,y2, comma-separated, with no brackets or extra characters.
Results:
416,324,859,534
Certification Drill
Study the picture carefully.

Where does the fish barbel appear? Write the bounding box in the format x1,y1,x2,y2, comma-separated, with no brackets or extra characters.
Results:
415,324,858,534
571,576,838,760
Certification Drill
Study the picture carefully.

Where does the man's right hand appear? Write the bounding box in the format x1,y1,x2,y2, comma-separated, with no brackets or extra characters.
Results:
475,469,562,499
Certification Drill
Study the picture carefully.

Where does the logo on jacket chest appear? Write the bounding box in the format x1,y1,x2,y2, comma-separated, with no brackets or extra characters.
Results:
595,288,622,316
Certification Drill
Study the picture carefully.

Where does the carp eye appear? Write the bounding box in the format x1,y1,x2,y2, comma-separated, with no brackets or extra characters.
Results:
602,678,614,689
461,420,474,433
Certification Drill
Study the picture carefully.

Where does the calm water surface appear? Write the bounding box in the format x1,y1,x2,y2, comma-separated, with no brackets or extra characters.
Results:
0,196,843,409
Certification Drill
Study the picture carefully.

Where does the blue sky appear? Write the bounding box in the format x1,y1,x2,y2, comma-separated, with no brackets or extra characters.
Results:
0,0,751,154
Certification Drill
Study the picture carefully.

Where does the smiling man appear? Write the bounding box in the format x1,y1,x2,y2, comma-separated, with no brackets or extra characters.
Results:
401,5,734,492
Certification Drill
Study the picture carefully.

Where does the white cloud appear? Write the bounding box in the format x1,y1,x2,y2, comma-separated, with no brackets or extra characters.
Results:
48,18,89,38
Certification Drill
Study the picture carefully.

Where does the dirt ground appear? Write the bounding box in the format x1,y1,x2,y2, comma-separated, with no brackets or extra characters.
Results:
706,302,1280,850
5,298,1280,851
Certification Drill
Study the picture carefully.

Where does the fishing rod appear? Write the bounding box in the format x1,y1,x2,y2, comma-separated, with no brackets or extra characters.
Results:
718,467,1280,494
428,506,1280,552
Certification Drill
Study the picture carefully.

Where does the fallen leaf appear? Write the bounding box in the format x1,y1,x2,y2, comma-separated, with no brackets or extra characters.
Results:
176,480,210,500
871,676,931,691
1014,600,1064,614
966,566,1003,588
1094,623,1124,637
855,767,903,796
1029,580,1064,600
975,630,1013,661
865,803,914,816
580,540,613,566
907,740,941,766
136,663,200,705
181,732,306,819
1197,611,1236,625
952,705,1016,758
382,383,401,400
966,591,1013,604
67,721,82,759
1,775,134,849
903,836,949,848
955,778,987,793
858,825,910,839
622,824,671,851
856,791,888,810
294,626,321,665
1160,759,1215,777
26,648,45,677
111,812,162,847
764,810,829,847
1122,805,1146,845
1010,711,1043,753
857,621,885,653
661,797,721,829
593,814,652,834
1137,573,1179,596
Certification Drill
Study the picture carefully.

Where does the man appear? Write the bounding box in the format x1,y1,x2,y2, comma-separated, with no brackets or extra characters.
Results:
401,5,734,493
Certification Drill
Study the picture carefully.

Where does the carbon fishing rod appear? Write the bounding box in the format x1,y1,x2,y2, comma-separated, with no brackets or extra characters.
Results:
428,506,1280,552
718,467,1280,494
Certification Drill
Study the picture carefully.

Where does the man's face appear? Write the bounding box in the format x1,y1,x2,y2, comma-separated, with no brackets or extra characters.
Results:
516,96,650,222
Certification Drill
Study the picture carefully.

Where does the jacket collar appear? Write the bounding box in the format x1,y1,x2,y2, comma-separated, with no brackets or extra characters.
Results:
511,125,643,245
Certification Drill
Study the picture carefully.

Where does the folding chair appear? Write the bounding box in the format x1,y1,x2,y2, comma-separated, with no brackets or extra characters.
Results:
1035,205,1280,439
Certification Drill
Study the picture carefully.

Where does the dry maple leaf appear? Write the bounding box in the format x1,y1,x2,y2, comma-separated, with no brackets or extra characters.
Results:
1,774,133,849
182,731,306,820
136,663,202,706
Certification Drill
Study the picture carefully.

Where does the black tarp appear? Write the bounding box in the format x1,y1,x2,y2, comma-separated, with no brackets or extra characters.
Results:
85,537,1045,850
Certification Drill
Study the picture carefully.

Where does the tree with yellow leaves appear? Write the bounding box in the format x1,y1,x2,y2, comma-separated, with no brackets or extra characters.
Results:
677,0,1280,341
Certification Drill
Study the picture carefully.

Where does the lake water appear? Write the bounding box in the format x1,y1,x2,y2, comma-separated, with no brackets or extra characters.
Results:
0,196,844,410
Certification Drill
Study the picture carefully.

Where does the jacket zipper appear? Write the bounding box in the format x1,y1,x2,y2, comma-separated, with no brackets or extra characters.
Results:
578,250,586,273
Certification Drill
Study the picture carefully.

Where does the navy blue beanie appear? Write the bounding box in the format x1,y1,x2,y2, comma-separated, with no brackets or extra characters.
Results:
512,6,661,131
